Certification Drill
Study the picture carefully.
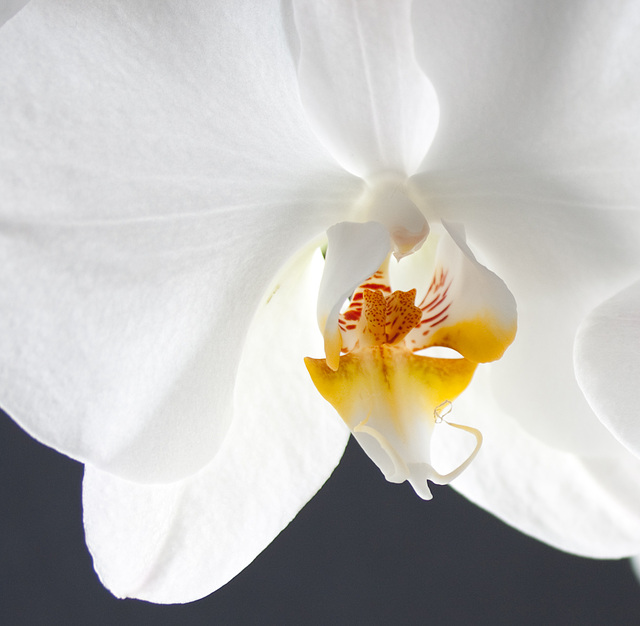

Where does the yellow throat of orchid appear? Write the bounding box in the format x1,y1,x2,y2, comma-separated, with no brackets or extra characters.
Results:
305,224,517,499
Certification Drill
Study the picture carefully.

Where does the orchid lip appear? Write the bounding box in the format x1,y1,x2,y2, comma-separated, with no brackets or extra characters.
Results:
352,398,483,500
307,221,517,498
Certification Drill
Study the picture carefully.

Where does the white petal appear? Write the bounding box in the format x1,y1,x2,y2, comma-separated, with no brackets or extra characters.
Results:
413,0,640,201
631,556,640,583
410,0,640,455
0,0,361,480
317,221,391,369
410,172,640,456
442,368,640,558
0,0,28,26
404,223,517,363
409,0,640,456
83,248,349,603
294,0,439,178
0,0,350,224
574,280,640,458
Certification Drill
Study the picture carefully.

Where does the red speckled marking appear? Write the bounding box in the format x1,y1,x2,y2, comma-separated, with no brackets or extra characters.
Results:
386,289,421,344
338,265,392,351
337,262,453,354
406,267,453,350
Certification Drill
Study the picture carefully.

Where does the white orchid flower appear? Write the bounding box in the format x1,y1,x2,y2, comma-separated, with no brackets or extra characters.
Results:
2,0,640,604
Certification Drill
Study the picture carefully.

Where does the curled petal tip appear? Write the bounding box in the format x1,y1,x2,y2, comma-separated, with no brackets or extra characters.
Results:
323,331,342,372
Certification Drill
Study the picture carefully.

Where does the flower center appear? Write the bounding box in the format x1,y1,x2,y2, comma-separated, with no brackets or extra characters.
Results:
305,222,517,499
306,261,479,499
342,282,422,352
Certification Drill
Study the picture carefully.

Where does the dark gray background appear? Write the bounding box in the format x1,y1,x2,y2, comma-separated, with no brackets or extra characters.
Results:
2,408,639,626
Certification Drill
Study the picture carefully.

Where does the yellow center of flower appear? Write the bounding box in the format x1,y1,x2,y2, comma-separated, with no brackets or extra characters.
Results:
305,263,485,499
305,220,517,499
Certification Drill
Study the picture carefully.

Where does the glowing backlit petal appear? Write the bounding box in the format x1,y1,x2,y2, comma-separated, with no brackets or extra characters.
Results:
632,556,640,583
574,279,640,458
294,0,439,178
83,247,349,603
0,0,362,483
404,222,517,363
412,0,640,186
0,0,28,26
448,368,640,557
411,174,640,457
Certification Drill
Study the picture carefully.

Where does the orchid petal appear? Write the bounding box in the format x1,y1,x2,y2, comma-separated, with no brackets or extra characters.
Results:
443,369,640,558
0,0,28,26
404,223,517,363
0,0,361,481
412,0,640,198
83,248,349,603
632,556,640,583
574,280,640,458
294,0,439,179
410,172,640,456
317,222,391,370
